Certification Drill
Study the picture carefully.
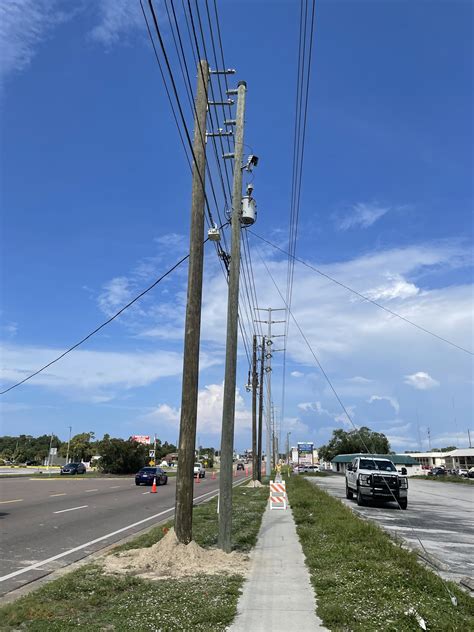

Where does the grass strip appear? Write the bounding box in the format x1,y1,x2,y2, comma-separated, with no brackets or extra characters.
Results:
287,476,474,632
412,475,473,485
0,486,268,631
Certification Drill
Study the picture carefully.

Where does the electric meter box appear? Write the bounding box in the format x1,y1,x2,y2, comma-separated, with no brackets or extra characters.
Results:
241,196,257,225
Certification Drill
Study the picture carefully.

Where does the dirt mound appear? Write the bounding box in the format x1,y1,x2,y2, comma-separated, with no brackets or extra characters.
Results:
103,528,249,579
246,480,264,488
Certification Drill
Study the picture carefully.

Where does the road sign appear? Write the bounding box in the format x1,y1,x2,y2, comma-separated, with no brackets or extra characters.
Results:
149,450,155,458
49,448,57,455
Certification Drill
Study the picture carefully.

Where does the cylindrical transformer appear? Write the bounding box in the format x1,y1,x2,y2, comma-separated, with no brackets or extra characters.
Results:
241,196,257,225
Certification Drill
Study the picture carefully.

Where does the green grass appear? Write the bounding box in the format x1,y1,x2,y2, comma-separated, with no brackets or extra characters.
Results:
412,475,473,485
0,486,268,631
287,476,474,632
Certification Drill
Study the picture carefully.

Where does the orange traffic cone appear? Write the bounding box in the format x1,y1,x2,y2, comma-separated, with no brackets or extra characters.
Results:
151,477,157,493
245,467,249,476
195,475,201,484
211,471,216,480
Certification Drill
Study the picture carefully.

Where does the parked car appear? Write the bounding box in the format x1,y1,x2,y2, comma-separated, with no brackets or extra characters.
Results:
468,467,474,479
456,468,468,477
60,462,86,475
236,462,245,471
429,467,446,476
194,463,206,478
135,467,168,486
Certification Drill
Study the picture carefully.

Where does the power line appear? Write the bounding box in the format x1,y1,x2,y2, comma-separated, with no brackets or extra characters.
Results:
250,231,473,356
0,249,194,396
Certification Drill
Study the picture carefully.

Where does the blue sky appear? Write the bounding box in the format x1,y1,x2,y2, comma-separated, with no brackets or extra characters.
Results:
1,0,472,453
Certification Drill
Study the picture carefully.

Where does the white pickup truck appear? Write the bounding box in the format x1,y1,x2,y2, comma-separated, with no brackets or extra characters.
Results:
194,462,205,478
345,456,408,509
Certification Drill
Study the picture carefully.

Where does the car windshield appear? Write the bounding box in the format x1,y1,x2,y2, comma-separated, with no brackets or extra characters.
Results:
194,463,201,468
140,468,156,473
359,459,396,471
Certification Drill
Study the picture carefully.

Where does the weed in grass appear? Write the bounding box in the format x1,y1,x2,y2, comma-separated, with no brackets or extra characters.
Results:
0,486,268,631
287,476,474,632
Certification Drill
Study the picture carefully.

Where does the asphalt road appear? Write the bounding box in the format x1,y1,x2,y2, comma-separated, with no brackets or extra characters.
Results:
306,475,474,587
0,471,242,597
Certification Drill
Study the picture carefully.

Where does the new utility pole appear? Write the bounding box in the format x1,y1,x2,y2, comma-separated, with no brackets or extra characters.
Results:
257,336,265,481
175,60,209,545
255,308,285,476
218,80,247,553
65,426,72,464
251,335,258,480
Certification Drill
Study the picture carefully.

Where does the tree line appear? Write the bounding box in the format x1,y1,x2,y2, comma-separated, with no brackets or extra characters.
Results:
0,433,178,474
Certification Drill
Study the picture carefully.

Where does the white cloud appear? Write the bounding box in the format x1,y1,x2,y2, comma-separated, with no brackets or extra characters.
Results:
89,0,143,47
404,372,440,391
365,274,419,301
97,277,133,316
291,371,304,378
146,383,252,435
368,395,400,414
297,401,330,416
0,0,69,81
0,343,220,401
336,202,393,230
347,376,372,384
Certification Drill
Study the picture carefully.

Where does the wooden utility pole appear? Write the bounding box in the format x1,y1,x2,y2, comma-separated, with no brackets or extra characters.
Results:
174,60,209,545
218,80,247,553
251,335,258,480
257,336,265,481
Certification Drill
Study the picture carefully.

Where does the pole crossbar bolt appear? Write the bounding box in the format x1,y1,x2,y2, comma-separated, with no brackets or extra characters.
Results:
225,120,236,126
208,100,234,106
206,130,233,137
226,89,239,95
210,68,236,74
223,153,235,159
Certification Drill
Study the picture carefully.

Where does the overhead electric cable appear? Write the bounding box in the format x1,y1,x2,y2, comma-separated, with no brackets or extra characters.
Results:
1,251,193,395
250,231,473,356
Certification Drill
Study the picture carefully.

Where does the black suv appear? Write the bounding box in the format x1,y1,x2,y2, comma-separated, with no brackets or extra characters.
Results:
61,463,86,475
135,467,168,486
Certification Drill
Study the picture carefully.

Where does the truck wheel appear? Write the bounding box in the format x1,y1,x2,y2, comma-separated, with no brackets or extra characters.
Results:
345,483,353,500
356,488,366,506
399,498,408,510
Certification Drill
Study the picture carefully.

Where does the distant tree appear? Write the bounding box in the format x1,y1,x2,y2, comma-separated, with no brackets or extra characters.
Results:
319,427,391,462
59,432,96,462
437,446,457,452
97,438,147,474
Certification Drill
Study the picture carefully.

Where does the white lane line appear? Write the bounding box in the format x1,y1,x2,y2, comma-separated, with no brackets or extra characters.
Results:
0,499,23,505
109,486,121,489
85,489,98,493
53,505,88,514
0,478,249,583
142,491,150,495
49,493,67,497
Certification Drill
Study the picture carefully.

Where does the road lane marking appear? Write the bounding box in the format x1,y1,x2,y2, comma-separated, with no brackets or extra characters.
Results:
49,493,67,497
0,499,23,504
0,477,250,583
108,485,121,489
142,491,150,495
53,505,88,514
85,489,98,493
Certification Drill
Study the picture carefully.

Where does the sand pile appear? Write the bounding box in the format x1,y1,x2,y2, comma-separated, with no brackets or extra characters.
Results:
103,528,249,579
246,480,264,488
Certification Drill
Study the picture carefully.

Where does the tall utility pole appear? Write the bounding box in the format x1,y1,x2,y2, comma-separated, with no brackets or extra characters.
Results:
255,308,285,476
218,80,247,553
251,335,258,480
257,336,265,481
175,60,209,545
66,426,72,464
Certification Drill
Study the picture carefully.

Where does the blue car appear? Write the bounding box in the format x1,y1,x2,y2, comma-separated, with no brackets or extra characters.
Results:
135,467,168,486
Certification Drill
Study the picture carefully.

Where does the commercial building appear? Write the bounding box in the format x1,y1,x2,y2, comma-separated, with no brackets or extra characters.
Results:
331,453,421,476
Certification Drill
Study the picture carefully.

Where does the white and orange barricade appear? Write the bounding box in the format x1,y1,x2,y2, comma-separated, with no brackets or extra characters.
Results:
269,479,287,510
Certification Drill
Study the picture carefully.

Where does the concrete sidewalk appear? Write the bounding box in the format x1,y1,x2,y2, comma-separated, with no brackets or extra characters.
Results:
230,505,327,631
